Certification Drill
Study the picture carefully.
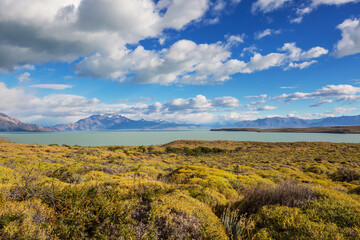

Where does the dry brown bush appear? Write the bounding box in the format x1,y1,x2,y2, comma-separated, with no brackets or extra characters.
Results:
239,181,318,214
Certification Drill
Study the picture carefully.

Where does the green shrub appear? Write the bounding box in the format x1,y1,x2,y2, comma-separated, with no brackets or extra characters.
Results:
253,205,342,240
304,164,327,174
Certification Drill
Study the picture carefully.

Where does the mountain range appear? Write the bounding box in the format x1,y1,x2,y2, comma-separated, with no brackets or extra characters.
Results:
227,115,360,129
52,114,199,131
0,113,52,132
1,113,360,132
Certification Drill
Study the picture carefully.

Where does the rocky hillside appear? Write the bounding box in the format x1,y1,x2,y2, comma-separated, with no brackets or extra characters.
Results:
0,113,52,132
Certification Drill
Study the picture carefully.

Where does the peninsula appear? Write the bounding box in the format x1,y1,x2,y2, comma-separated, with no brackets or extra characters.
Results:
211,125,360,134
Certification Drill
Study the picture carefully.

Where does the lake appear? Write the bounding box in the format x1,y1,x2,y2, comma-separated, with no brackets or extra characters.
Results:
1,130,360,146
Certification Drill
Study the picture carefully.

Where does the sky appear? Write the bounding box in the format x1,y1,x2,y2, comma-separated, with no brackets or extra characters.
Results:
0,0,360,126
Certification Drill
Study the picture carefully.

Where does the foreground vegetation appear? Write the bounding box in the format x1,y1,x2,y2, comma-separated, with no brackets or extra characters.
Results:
1,138,360,239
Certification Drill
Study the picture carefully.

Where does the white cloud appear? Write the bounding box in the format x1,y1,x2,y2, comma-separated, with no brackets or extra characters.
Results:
76,40,328,85
312,0,360,6
254,28,281,39
274,84,360,101
332,106,356,114
163,95,213,112
212,96,240,107
243,53,287,72
293,0,359,23
336,95,360,102
288,112,335,119
226,34,245,46
222,112,259,121
30,84,73,90
0,82,100,120
334,18,360,57
252,0,292,13
280,43,328,61
0,0,330,85
288,60,317,69
246,94,268,99
254,105,278,111
158,0,209,30
0,0,210,73
279,43,327,69
309,99,333,107
280,86,296,89
0,82,245,125
17,72,31,82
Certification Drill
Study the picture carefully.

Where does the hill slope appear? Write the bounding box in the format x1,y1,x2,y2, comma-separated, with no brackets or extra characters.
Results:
0,113,52,132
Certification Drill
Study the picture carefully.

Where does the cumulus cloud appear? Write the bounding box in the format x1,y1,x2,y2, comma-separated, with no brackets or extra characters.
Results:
0,82,244,124
0,0,329,84
222,112,260,121
334,18,360,57
0,82,100,121
30,84,73,90
212,96,240,107
75,40,327,85
280,43,328,61
252,0,292,13
0,0,210,73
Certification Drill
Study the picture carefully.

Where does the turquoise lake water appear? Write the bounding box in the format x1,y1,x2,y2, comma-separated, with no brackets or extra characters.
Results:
0,130,360,146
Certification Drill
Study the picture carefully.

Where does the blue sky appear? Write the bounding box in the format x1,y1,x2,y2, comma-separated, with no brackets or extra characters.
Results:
0,0,360,126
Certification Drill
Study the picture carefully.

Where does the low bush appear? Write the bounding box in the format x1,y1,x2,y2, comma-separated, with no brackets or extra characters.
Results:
239,181,318,214
330,168,360,182
107,146,123,152
221,208,254,240
349,186,360,195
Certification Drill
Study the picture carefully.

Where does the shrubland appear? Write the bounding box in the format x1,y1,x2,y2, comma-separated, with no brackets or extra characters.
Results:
0,138,360,239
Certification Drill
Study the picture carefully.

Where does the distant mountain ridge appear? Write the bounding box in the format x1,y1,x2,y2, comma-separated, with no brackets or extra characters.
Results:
229,115,360,129
52,114,199,131
1,113,360,132
0,113,52,132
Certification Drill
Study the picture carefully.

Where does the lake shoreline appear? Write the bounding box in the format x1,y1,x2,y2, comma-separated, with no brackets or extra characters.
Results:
211,125,360,134
1,129,360,146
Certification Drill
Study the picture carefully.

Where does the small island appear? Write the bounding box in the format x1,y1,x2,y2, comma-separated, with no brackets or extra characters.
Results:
211,125,360,134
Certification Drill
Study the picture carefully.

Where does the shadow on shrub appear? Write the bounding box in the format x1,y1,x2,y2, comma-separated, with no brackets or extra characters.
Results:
239,181,318,215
